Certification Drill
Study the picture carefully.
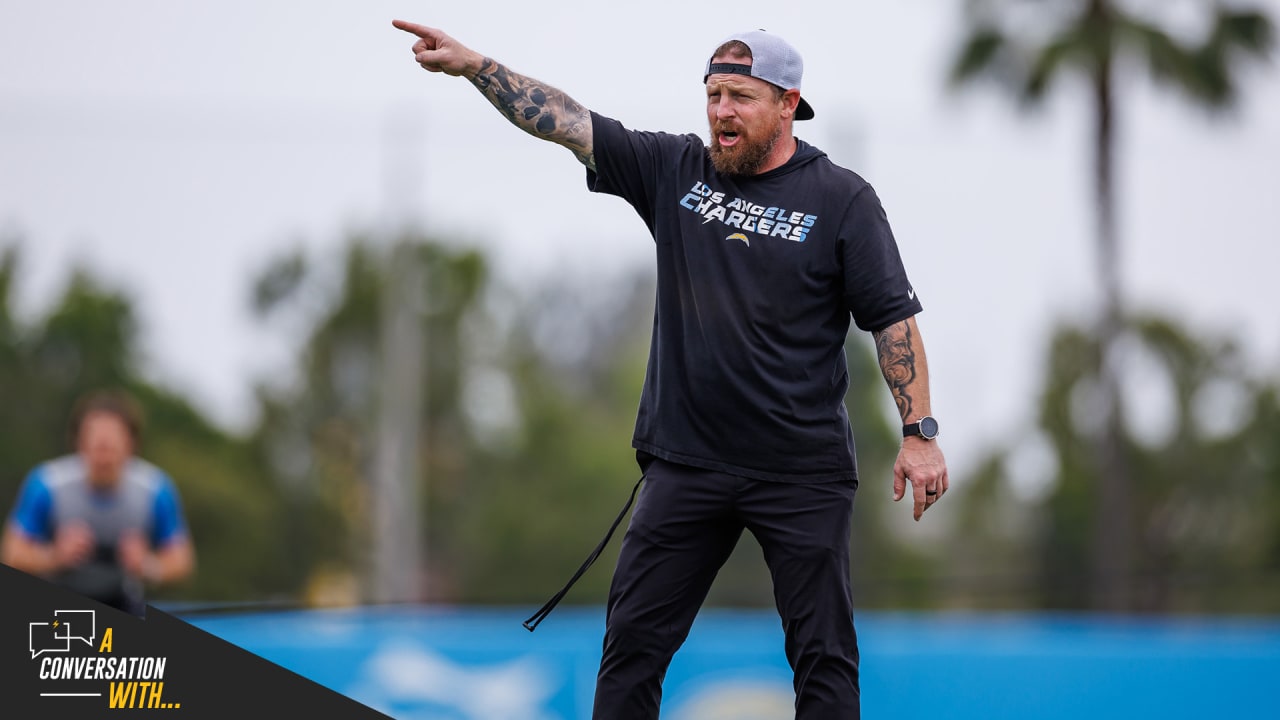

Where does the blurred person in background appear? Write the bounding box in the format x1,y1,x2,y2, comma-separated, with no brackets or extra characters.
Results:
1,389,195,616
393,20,948,719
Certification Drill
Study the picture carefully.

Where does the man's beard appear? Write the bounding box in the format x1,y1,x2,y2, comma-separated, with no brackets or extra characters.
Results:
709,119,784,176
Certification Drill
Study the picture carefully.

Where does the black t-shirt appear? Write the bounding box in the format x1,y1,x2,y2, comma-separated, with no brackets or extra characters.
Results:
587,112,922,483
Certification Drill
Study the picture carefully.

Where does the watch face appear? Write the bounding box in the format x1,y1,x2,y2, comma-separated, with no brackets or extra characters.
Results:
919,416,939,439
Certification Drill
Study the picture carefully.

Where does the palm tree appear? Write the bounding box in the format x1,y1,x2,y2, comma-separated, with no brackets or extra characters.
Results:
949,0,1273,611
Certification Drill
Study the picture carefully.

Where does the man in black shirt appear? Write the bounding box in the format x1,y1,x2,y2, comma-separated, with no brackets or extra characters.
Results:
393,20,949,719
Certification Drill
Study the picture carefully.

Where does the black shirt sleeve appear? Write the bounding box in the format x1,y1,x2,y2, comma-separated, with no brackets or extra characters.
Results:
586,112,697,237
842,184,924,332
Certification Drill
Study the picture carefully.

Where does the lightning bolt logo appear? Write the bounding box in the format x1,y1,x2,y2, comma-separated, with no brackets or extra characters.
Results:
726,233,750,247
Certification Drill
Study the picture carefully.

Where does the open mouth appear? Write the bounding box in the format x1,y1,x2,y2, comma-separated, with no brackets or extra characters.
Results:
718,130,740,148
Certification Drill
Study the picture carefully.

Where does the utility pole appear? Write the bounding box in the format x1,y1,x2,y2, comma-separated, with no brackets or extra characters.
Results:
370,106,427,604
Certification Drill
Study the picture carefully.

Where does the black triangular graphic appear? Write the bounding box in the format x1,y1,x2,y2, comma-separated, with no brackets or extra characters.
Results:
0,564,394,720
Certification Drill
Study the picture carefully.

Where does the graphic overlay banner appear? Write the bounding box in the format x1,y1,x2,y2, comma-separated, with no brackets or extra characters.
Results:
0,564,392,720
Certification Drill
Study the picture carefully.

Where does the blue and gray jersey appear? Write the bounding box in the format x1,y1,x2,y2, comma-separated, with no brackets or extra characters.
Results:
9,455,187,548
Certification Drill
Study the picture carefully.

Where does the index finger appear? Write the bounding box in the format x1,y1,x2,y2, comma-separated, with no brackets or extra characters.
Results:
391,19,437,39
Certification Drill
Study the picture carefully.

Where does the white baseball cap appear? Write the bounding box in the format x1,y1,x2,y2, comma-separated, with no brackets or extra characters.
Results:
704,29,814,121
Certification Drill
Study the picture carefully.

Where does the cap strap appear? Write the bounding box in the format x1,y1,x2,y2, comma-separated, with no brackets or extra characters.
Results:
704,62,754,82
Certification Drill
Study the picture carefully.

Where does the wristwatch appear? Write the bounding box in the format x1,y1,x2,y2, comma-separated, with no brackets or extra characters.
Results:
903,416,940,441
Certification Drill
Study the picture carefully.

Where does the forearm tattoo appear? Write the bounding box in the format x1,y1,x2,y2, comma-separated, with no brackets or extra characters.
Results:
471,57,594,169
874,320,917,421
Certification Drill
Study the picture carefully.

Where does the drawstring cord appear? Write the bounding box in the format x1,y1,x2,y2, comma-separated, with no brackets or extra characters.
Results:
523,474,645,632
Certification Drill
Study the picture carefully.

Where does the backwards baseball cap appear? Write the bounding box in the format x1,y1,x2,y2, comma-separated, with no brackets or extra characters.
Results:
703,29,814,121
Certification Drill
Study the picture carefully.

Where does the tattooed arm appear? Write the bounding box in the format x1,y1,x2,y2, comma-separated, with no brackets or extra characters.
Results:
874,315,932,424
873,315,949,521
392,20,595,170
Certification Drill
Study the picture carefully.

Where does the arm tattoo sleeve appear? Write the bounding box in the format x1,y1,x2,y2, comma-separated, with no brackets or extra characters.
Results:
874,320,916,421
471,57,595,170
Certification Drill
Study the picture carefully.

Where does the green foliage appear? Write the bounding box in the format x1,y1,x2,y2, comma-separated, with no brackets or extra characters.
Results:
944,453,1040,610
954,313,1280,612
246,236,483,603
950,0,1275,109
948,0,1276,613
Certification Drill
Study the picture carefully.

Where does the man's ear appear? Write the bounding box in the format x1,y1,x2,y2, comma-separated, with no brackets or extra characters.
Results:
782,88,802,118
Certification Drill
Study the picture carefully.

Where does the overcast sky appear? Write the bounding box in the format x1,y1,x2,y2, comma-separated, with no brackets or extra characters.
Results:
2,1,1277,483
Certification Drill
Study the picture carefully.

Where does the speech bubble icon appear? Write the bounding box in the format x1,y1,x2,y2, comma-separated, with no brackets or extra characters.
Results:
53,610,96,646
29,622,65,659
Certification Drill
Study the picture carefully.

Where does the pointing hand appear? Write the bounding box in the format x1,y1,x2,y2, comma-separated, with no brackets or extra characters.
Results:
392,20,484,78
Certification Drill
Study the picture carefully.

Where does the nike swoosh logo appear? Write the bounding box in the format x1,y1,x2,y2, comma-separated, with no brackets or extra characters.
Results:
907,288,916,300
